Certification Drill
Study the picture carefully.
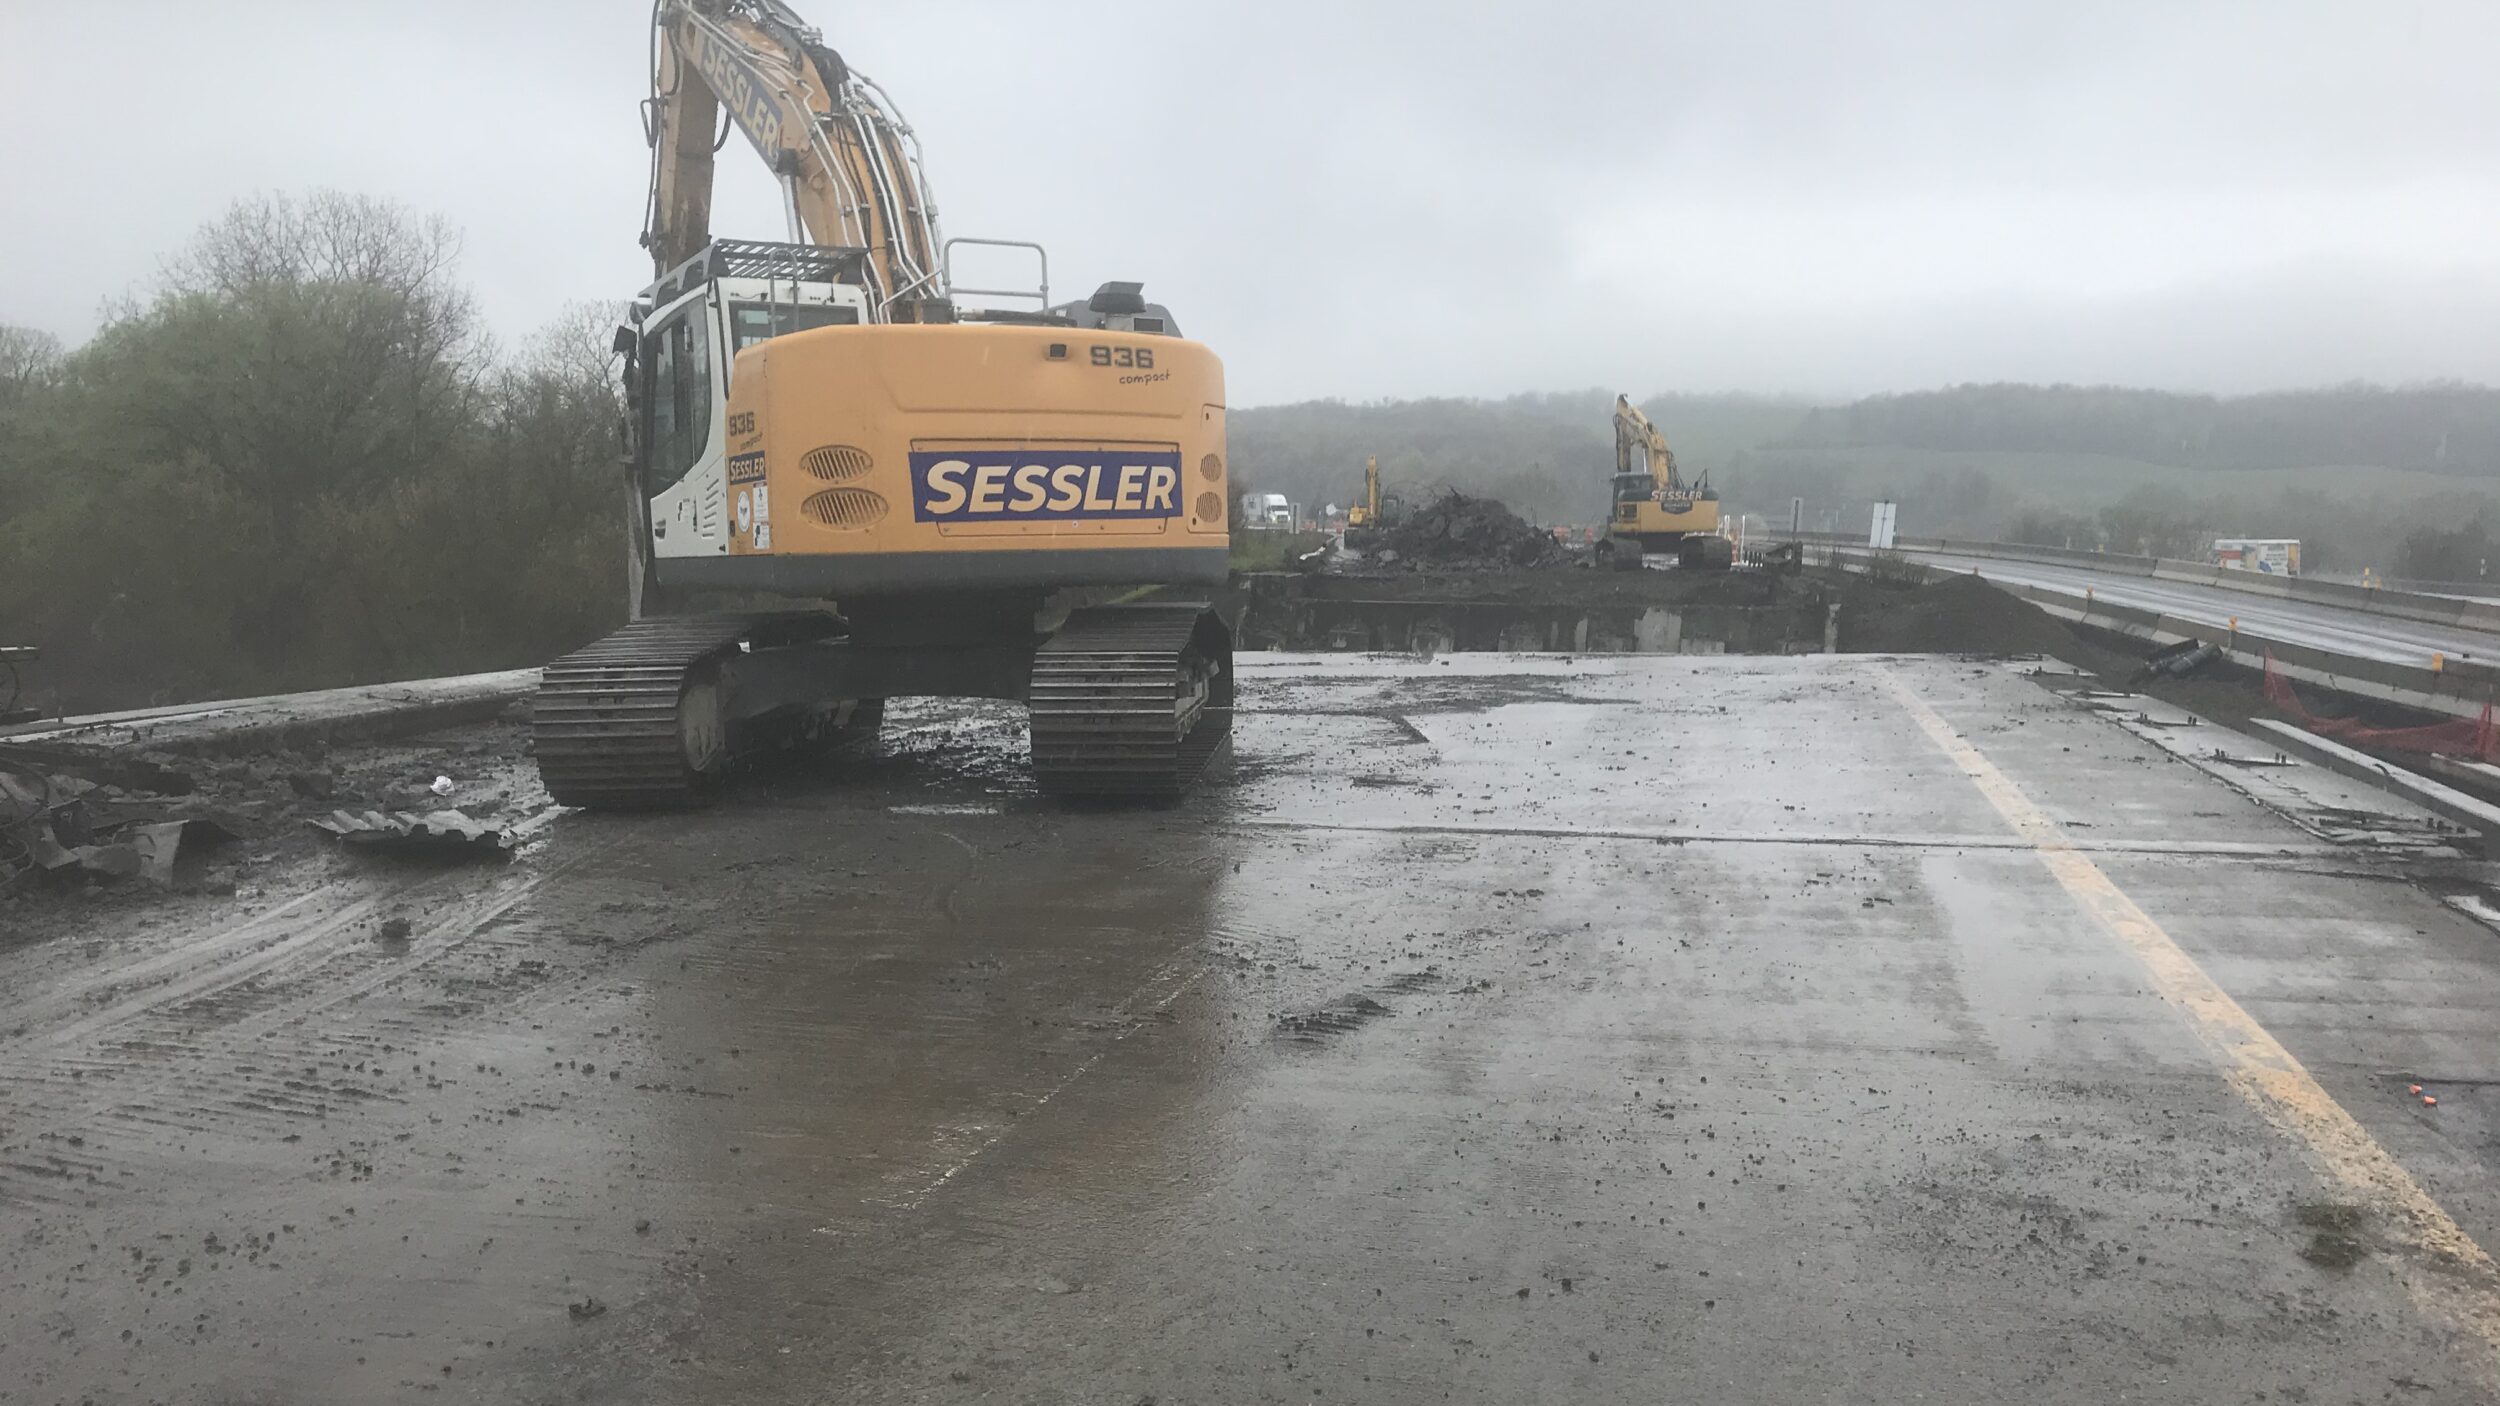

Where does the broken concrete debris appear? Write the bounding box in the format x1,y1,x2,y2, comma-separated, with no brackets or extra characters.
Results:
307,808,513,859
3,723,531,899
0,741,195,795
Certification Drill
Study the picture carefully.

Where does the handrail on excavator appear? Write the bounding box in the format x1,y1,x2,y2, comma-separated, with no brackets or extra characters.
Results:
938,238,1050,308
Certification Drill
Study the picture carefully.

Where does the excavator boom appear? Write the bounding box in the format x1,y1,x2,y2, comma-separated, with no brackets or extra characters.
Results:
1612,394,1693,493
647,0,941,309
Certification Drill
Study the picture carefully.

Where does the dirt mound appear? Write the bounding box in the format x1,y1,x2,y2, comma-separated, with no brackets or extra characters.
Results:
1837,572,2082,656
1370,491,1562,571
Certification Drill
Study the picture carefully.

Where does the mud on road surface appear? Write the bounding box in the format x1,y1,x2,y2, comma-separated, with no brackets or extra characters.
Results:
7,653,2500,1402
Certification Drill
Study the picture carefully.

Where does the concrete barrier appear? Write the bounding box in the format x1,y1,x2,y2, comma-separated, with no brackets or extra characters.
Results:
0,669,540,756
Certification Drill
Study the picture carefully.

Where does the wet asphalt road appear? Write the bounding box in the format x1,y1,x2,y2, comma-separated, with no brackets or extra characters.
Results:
7,653,2500,1403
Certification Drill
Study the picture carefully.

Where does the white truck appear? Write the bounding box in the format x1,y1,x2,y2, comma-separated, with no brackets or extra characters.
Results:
2212,538,2300,575
1238,492,1293,529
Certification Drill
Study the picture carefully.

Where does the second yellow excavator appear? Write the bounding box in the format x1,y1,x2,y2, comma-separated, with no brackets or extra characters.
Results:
534,0,1232,806
1600,395,1730,570
1346,456,1381,531
1342,455,1403,549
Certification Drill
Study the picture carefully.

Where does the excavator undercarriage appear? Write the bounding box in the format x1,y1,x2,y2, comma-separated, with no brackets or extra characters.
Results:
534,601,1231,807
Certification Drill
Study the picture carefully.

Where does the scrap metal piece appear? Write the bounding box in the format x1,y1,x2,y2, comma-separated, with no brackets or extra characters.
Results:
1,765,93,890
123,818,241,887
307,808,513,859
2133,638,2224,684
67,843,143,879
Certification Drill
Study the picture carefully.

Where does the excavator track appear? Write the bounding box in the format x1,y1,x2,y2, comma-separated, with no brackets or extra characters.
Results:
533,612,835,809
1029,605,1233,799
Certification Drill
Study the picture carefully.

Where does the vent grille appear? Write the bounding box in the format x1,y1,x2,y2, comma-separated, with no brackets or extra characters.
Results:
800,488,889,529
1193,491,1224,525
696,475,725,535
802,445,874,481
1199,453,1223,483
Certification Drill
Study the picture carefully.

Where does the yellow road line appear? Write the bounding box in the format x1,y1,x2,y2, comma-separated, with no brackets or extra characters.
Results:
1882,667,2500,1373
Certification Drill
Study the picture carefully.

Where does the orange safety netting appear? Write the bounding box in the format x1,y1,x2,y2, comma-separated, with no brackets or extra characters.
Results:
2262,649,2497,762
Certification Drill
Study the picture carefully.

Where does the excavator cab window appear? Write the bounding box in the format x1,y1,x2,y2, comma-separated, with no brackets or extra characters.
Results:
727,301,859,356
641,307,713,495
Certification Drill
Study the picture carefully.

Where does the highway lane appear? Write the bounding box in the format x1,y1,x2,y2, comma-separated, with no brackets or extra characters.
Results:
1902,548,2500,668
10,655,2500,1402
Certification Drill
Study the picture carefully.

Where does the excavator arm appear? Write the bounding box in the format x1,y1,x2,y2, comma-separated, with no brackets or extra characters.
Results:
1612,394,1701,494
645,0,942,312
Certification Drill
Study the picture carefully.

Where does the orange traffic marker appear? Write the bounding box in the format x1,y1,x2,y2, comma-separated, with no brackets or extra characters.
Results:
2411,1084,2425,1095
2424,1096,2439,1107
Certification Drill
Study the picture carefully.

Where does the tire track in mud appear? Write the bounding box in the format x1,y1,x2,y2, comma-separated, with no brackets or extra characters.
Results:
0,814,642,1207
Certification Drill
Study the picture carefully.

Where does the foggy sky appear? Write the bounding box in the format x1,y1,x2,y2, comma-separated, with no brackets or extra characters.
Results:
5,1,2496,406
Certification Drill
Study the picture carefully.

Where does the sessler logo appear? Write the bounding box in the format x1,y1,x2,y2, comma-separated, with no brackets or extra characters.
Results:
910,450,1183,523
686,29,783,156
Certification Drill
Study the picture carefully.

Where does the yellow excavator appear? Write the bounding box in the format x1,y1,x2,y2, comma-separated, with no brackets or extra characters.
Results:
535,0,1232,805
1346,457,1381,531
1600,394,1730,570
1342,455,1401,549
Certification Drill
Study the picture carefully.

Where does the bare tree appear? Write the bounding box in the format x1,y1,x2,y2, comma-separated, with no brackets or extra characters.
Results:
167,190,469,309
0,325,63,412
511,299,629,395
92,190,486,505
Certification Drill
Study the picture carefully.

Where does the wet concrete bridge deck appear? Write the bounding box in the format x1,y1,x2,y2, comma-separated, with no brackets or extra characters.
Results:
7,653,2500,1402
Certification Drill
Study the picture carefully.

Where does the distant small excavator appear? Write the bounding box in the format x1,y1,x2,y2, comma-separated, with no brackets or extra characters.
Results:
1342,455,1404,550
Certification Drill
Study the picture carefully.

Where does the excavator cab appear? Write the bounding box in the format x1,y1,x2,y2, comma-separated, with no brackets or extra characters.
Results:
1610,472,1657,521
620,241,876,574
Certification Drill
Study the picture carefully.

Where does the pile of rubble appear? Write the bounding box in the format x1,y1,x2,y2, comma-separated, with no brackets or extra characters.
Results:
1365,491,1563,571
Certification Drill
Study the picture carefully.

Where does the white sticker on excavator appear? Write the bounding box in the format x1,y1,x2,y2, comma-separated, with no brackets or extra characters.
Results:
752,484,770,550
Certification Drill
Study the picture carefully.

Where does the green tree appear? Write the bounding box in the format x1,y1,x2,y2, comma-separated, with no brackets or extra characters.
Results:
0,192,625,711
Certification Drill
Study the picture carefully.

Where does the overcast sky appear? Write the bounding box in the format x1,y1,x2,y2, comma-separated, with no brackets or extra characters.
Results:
5,1,2496,406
